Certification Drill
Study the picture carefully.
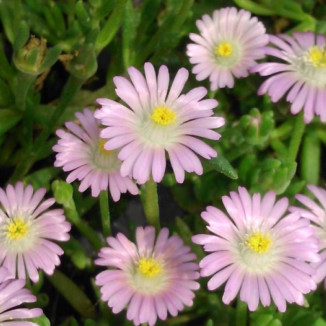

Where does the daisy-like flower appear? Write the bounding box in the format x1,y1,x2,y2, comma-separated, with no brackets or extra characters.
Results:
0,266,43,325
95,62,224,185
252,32,326,123
290,185,326,288
186,7,268,90
53,108,138,200
192,186,320,312
0,182,70,282
95,226,200,326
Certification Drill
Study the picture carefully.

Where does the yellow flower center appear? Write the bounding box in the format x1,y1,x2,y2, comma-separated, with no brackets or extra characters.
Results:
6,219,28,240
138,257,161,277
215,42,233,57
307,46,326,68
151,106,176,126
98,139,112,155
246,232,271,254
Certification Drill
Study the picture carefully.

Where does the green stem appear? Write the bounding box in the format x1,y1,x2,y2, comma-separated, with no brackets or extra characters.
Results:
140,179,160,230
47,270,96,318
236,299,247,326
208,89,217,99
301,130,320,185
99,190,111,237
287,113,305,163
65,205,103,251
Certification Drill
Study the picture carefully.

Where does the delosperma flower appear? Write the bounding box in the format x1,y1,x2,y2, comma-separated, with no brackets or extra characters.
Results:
95,62,224,185
186,7,269,90
53,108,138,200
0,182,70,282
0,266,43,325
95,226,200,326
290,185,326,288
193,186,320,312
252,32,326,123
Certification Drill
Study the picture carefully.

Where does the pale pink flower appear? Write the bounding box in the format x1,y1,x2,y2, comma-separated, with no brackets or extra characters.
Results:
0,182,70,282
193,186,319,312
252,32,326,123
0,266,43,325
95,226,200,326
95,62,224,185
53,108,138,200
187,7,268,90
290,185,326,288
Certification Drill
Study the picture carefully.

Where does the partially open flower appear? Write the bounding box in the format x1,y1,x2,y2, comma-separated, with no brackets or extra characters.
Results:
53,108,138,200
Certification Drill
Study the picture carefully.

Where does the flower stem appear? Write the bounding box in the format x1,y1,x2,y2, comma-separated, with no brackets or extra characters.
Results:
140,179,160,230
99,190,111,237
65,204,103,252
208,90,217,99
47,270,96,318
287,113,305,163
236,298,247,326
301,130,320,185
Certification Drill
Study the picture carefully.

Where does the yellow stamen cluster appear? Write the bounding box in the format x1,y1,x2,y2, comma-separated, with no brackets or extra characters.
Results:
6,218,28,240
215,42,233,57
246,232,271,254
138,257,161,277
98,139,112,155
308,46,326,68
151,106,176,126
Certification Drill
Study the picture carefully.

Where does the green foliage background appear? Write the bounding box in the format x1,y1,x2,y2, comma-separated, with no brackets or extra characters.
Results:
0,0,326,325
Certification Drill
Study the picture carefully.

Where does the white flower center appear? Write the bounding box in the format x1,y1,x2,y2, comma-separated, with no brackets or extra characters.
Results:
291,45,326,87
90,139,121,171
0,216,38,253
234,230,278,274
129,256,168,294
136,106,180,148
214,41,240,68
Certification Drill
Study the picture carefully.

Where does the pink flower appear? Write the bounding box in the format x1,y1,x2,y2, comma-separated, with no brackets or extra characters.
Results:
186,7,268,90
95,62,224,185
0,182,70,282
53,108,138,200
252,32,326,123
95,226,200,326
193,186,319,312
0,266,43,325
290,185,326,288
